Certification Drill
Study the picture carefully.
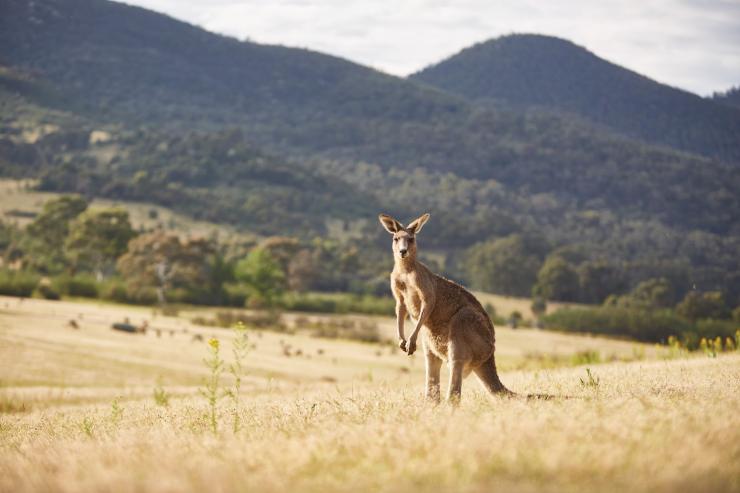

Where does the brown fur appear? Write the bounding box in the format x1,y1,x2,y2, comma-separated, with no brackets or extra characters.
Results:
379,213,512,403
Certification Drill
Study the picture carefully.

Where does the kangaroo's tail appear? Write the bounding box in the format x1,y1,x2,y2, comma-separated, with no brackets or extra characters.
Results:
475,355,516,396
475,355,573,400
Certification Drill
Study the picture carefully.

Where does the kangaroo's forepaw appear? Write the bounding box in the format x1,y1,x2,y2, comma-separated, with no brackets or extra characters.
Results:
407,340,417,355
398,338,407,352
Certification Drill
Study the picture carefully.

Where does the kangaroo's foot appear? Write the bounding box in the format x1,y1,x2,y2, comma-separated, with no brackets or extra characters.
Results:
426,389,441,404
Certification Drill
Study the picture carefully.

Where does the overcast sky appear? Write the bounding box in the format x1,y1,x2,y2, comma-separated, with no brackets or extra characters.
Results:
121,0,740,96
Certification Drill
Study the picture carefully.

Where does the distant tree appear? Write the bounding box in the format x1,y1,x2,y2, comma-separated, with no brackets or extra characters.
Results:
531,296,547,319
676,291,729,321
624,278,675,309
205,252,235,305
286,249,316,292
65,208,135,279
0,220,17,253
235,248,286,308
23,195,88,273
304,238,360,292
117,232,214,304
27,196,88,245
464,234,547,297
508,310,523,329
483,302,497,320
259,237,301,272
578,261,625,304
533,256,580,301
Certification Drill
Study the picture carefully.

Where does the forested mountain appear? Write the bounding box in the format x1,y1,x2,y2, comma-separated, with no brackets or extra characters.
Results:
2,0,738,231
0,70,377,235
1,0,739,304
411,34,740,163
711,86,740,109
0,0,465,146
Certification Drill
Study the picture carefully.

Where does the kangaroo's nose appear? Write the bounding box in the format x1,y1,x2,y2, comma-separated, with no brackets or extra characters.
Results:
399,248,407,256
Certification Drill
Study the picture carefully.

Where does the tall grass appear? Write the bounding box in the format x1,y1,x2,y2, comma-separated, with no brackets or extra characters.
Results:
200,338,224,434
227,322,249,433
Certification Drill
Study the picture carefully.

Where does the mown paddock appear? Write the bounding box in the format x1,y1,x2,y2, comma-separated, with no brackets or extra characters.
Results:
1,296,738,492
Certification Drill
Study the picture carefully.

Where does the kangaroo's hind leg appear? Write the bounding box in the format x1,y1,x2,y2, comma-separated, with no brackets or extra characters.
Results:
447,333,471,404
423,339,443,403
446,308,490,404
447,358,465,404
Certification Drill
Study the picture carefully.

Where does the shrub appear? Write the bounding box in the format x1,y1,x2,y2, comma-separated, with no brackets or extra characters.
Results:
52,274,99,298
191,310,286,331
570,350,601,366
676,291,730,320
279,292,394,316
307,318,381,343
689,319,737,348
223,283,249,307
34,282,60,300
0,270,39,297
543,306,691,343
99,279,157,305
99,279,129,303
543,306,736,349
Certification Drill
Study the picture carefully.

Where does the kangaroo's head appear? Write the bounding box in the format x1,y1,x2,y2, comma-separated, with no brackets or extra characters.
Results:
378,213,430,262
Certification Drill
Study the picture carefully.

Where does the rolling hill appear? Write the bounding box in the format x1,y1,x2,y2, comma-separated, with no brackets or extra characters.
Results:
1,0,739,300
411,34,740,164
2,0,738,231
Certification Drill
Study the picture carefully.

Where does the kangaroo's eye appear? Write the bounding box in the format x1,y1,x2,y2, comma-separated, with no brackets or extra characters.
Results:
408,238,415,243
393,238,398,242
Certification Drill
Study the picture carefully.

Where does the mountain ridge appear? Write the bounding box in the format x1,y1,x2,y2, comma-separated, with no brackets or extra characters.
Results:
411,34,740,163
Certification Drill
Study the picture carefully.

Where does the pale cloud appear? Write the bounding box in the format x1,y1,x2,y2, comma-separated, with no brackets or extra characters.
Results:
120,0,740,95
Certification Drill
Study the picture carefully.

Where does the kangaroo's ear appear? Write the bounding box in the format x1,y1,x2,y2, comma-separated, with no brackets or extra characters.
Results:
378,214,403,234
406,213,430,235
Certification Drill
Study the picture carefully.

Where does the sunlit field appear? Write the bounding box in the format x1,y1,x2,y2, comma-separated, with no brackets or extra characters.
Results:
1,296,738,493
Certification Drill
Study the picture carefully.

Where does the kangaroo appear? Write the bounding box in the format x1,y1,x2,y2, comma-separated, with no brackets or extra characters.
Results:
379,212,512,403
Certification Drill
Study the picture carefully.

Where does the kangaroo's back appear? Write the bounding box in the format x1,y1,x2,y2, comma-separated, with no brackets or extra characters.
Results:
427,271,495,333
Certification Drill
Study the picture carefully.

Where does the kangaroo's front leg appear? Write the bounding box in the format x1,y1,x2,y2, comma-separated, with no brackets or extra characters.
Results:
406,304,428,356
396,299,407,352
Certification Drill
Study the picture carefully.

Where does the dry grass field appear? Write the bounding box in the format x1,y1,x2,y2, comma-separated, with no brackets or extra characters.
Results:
1,296,739,493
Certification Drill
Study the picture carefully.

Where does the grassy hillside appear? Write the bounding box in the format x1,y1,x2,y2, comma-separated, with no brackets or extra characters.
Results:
1,297,738,492
0,179,254,240
412,34,740,163
0,73,377,235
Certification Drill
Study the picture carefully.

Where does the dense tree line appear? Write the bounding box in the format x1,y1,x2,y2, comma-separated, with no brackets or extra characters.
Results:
0,196,390,308
0,194,737,346
2,118,738,309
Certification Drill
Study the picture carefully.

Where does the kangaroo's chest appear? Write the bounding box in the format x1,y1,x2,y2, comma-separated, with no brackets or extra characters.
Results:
393,277,423,319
